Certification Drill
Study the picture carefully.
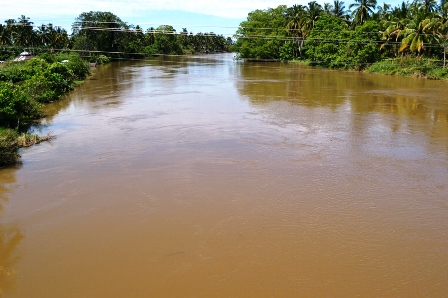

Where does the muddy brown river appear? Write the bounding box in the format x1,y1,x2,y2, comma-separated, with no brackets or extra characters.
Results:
1,53,448,297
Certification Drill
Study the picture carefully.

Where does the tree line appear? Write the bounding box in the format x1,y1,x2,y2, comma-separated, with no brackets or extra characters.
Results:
0,11,233,61
233,0,448,68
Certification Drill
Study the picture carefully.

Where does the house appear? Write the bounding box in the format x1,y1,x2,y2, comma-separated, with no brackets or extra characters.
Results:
13,51,35,62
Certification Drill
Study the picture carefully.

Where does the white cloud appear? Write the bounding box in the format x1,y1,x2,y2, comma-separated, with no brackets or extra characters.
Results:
1,0,303,21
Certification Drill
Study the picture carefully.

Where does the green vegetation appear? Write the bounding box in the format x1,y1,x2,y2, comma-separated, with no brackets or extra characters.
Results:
0,12,233,61
0,53,89,167
0,129,19,168
367,56,448,77
0,11,234,167
233,0,448,77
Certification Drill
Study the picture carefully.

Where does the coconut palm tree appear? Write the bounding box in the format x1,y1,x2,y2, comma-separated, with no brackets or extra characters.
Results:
36,24,50,47
391,1,411,20
350,0,378,26
0,24,12,46
332,0,351,19
440,0,448,17
286,4,307,57
396,9,438,54
50,27,69,49
14,16,35,47
376,2,392,20
305,1,324,32
432,13,448,66
422,0,438,12
324,3,334,14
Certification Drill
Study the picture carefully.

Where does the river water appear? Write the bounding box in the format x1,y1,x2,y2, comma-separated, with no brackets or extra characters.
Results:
1,53,448,297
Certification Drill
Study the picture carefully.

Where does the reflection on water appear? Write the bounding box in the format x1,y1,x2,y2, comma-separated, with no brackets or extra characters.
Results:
237,62,448,154
1,54,448,297
0,169,23,297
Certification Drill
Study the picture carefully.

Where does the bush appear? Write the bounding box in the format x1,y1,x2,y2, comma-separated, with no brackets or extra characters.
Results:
0,128,19,167
367,56,448,79
97,55,111,64
0,81,41,127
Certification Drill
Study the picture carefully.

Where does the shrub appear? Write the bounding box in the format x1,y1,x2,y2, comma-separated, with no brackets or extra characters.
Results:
0,128,20,167
97,55,111,64
0,82,41,127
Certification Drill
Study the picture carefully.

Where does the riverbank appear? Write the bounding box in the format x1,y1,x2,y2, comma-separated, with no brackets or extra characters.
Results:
365,57,448,80
290,56,448,80
0,52,90,167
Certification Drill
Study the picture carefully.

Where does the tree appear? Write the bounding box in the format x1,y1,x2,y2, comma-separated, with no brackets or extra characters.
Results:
0,24,11,46
350,0,378,26
433,14,448,66
13,15,36,48
332,0,351,19
286,4,307,57
391,1,411,20
306,15,381,68
153,25,182,55
396,9,438,55
305,14,351,66
422,0,438,12
304,1,324,32
71,11,127,55
36,24,50,47
234,5,289,59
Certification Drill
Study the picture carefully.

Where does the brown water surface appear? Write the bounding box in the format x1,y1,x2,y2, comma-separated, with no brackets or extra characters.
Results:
1,54,448,297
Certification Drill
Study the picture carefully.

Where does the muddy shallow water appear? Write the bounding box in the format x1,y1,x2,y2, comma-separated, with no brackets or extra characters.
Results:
1,53,448,297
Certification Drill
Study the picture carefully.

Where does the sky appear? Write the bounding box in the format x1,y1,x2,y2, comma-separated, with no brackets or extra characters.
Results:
2,0,404,36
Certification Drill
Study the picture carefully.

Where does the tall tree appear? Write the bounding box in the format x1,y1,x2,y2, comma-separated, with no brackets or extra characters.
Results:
0,24,11,46
286,4,307,57
304,1,324,32
13,15,35,47
350,0,378,26
332,0,350,19
396,9,438,55
71,11,126,54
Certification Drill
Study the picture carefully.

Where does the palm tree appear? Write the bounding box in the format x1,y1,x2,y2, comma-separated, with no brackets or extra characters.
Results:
440,0,448,17
350,0,378,26
332,0,351,19
422,0,438,12
432,14,448,66
13,15,35,48
0,24,12,46
396,9,438,55
324,3,334,14
391,1,411,19
376,2,392,20
286,4,307,57
36,24,50,47
50,26,69,49
305,1,324,32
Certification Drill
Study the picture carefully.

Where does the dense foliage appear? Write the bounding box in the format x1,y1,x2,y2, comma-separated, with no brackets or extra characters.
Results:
0,128,19,167
0,52,89,166
0,53,89,127
234,0,448,69
0,11,234,167
0,12,233,62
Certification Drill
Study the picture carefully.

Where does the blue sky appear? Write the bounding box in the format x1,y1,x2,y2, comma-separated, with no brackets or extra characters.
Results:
2,0,405,37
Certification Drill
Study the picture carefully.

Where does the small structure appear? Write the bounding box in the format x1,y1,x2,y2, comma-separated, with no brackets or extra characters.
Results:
13,51,34,62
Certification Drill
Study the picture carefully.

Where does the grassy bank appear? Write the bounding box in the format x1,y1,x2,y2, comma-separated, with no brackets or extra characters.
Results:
0,52,90,167
366,57,448,80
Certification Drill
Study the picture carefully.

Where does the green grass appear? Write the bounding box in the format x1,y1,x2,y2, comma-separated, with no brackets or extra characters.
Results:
367,56,448,79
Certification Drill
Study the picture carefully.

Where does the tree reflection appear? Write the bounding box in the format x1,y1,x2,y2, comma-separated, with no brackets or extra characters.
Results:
0,169,24,297
0,225,24,296
236,62,348,109
236,61,448,152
